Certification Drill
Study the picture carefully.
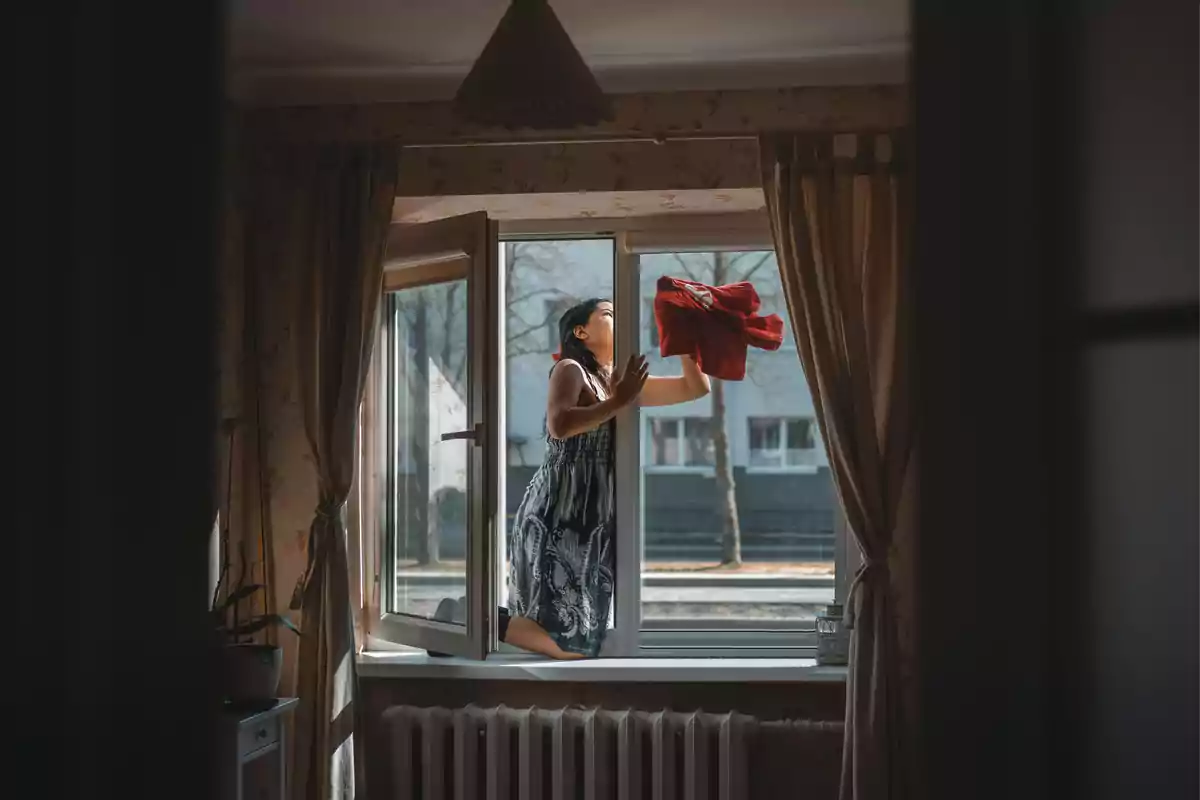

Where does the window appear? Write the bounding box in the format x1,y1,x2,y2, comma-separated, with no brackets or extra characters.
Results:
361,216,851,660
647,417,715,468
633,249,838,655
748,417,819,470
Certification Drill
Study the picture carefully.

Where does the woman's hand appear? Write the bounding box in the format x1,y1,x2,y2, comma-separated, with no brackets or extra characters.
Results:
612,354,649,407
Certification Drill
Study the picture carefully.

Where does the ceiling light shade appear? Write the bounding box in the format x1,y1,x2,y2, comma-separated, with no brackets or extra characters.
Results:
454,0,613,129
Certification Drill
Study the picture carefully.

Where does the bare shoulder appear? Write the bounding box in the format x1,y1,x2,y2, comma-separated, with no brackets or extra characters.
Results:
549,358,587,390
550,359,600,403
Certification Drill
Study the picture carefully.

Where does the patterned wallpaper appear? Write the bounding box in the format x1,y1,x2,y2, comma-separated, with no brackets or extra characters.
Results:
244,85,906,144
396,139,761,196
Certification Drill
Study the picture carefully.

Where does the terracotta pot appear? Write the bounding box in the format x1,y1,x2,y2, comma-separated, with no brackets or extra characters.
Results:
221,643,282,704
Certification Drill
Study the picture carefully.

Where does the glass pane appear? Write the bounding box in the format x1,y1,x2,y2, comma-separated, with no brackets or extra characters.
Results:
386,280,469,623
501,239,615,614
748,418,782,468
649,418,680,466
638,251,835,635
785,418,817,467
683,418,715,466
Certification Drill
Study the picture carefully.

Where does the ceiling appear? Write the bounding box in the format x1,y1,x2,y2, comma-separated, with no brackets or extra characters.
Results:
230,0,908,106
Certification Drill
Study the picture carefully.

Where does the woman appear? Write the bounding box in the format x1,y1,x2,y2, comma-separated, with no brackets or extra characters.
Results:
503,298,710,659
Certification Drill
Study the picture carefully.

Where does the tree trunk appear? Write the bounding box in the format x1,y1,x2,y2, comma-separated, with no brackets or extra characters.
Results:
409,293,438,565
711,377,742,566
709,251,742,567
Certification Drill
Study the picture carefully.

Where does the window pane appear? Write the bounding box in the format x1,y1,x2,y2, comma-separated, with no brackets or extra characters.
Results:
502,240,615,614
386,281,469,622
649,418,680,466
748,418,783,468
683,418,715,466
785,418,817,467
638,251,835,636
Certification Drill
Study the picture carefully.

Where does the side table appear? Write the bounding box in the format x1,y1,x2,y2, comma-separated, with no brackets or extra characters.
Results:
217,697,299,800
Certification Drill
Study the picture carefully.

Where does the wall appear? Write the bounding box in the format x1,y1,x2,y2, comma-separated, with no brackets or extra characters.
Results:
1068,4,1197,798
911,1,1197,799
220,82,900,717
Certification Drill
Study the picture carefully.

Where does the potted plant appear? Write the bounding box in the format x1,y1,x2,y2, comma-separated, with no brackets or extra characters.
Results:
210,416,300,709
211,581,299,709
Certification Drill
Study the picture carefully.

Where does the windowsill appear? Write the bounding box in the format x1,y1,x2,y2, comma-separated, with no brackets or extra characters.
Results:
357,651,847,683
744,465,821,475
643,466,716,476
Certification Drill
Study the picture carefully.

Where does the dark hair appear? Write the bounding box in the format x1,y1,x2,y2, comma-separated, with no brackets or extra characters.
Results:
554,298,610,385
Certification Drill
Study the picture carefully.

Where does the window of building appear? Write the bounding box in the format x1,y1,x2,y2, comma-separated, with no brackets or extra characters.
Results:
748,416,819,470
361,216,852,660
647,417,715,468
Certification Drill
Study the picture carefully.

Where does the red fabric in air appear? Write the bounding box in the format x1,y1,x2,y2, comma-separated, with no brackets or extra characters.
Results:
653,276,785,380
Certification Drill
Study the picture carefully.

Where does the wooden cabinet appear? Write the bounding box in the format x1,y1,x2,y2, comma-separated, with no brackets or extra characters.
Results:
216,698,298,800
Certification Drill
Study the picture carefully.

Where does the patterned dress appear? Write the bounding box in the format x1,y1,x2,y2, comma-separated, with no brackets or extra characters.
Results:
507,369,615,657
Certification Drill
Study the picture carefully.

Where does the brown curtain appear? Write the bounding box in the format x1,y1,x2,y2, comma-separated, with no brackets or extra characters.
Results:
759,132,915,800
246,142,398,800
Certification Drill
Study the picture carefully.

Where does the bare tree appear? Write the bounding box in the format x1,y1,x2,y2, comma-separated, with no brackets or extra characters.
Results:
403,291,436,564
505,241,579,358
667,250,774,567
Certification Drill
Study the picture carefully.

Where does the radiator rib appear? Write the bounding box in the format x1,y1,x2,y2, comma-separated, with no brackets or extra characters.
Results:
381,704,843,800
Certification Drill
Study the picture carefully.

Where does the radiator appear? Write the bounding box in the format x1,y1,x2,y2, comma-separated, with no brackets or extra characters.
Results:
382,704,843,800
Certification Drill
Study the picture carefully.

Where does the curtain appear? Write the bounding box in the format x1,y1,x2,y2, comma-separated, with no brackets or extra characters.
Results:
759,132,916,800
246,142,398,800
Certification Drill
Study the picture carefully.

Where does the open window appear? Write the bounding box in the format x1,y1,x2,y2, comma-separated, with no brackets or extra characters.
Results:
363,211,500,659
362,212,854,660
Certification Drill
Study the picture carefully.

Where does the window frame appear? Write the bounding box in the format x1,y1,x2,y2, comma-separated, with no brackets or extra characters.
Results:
358,211,501,659
615,229,846,657
358,212,853,659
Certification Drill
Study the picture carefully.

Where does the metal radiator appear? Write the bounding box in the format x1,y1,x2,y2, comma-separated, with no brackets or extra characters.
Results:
382,704,843,800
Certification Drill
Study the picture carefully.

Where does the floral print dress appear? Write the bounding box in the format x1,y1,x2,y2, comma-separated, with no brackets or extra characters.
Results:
507,371,615,657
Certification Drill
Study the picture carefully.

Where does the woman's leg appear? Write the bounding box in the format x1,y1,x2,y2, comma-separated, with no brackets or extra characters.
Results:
503,615,586,660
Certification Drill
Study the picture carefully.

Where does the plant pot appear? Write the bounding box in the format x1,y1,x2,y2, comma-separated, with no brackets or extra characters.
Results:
220,643,282,706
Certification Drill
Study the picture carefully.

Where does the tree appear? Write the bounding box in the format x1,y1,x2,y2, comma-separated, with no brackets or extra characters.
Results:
669,250,774,567
403,290,435,564
504,241,580,359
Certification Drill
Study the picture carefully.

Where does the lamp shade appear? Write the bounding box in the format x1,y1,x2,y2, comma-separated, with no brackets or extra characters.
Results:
454,0,613,129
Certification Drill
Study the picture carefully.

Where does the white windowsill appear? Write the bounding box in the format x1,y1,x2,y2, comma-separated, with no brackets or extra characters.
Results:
643,465,716,476
357,652,847,683
744,465,821,475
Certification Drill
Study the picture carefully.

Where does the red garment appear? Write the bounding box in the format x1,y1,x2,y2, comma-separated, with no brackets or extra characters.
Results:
653,276,785,380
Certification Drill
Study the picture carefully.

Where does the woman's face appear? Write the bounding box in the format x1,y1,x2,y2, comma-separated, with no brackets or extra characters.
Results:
574,301,614,353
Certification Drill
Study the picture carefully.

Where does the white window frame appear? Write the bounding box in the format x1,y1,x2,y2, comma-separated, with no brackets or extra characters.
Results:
357,212,855,660
359,211,501,659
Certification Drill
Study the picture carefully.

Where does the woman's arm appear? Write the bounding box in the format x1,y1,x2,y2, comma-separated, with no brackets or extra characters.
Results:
639,355,711,407
546,357,648,439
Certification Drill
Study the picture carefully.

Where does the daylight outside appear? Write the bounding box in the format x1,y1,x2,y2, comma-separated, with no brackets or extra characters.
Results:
386,240,837,634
